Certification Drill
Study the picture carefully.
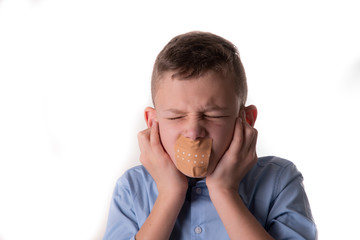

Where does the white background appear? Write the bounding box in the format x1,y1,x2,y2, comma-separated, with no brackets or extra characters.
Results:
0,0,359,239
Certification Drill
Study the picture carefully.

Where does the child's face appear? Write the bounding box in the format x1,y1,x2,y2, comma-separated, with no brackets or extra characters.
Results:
151,71,241,177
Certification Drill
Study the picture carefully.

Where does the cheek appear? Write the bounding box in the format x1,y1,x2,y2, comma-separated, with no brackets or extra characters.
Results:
210,120,236,159
158,122,180,161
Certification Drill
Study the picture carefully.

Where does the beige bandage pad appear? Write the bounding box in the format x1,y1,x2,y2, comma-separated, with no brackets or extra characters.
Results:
174,135,212,178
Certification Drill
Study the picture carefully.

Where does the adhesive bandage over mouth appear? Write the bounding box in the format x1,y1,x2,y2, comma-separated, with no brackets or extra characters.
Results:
174,135,212,178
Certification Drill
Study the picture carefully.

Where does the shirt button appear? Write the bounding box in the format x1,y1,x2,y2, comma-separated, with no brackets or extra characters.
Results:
195,188,202,194
194,226,202,234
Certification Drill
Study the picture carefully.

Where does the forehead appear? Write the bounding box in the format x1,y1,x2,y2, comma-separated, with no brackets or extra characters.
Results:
154,71,239,111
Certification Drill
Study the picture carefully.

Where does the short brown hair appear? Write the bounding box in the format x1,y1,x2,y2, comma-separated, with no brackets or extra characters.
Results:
151,31,247,105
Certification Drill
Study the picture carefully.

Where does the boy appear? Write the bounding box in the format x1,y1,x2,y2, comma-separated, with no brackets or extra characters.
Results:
103,31,317,239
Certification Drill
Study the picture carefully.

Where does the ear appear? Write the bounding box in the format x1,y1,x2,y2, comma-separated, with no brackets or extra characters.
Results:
244,105,257,127
144,107,157,128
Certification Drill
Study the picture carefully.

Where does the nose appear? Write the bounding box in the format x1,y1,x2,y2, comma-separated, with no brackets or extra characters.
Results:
182,119,206,140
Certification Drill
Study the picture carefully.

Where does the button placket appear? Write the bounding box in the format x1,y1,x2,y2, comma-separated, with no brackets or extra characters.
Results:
190,182,206,237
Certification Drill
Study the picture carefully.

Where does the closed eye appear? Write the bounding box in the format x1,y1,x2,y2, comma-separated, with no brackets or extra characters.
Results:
204,115,228,119
166,115,229,120
167,116,184,120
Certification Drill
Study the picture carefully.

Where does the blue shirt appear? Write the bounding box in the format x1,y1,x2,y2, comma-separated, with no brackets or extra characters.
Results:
103,156,317,239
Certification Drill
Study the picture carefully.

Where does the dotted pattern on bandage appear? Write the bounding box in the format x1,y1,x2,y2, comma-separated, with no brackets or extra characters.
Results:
174,135,212,178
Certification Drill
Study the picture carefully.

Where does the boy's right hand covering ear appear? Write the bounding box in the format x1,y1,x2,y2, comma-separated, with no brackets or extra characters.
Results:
137,121,188,197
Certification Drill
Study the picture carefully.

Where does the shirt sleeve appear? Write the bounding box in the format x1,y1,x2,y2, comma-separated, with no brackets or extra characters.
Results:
102,175,138,240
266,162,317,240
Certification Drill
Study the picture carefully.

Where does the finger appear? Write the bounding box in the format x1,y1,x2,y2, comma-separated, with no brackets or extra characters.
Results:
150,120,160,146
149,121,168,158
245,127,258,154
137,129,151,165
241,108,257,151
243,124,257,152
226,117,244,154
137,128,151,150
241,108,250,127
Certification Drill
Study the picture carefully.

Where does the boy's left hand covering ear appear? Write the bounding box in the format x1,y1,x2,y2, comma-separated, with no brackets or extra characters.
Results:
206,107,258,192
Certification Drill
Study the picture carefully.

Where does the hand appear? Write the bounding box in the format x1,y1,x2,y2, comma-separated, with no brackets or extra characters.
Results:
136,121,188,240
205,111,274,240
137,121,188,197
206,109,258,193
